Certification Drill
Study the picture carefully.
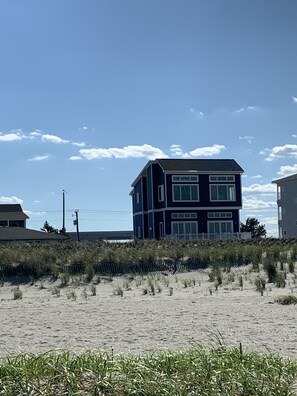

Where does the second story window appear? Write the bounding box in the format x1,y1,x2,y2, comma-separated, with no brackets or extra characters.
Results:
158,185,164,202
173,185,199,201
210,184,235,201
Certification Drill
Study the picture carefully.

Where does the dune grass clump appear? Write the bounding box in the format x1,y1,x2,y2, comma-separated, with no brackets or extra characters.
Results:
0,346,296,395
275,294,297,305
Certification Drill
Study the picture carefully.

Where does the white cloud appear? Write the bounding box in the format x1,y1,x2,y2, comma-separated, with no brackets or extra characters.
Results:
24,210,46,216
292,96,297,103
235,106,256,114
41,134,69,144
250,174,263,179
264,144,297,161
242,197,277,210
170,144,184,156
28,154,51,162
277,164,297,176
189,144,226,157
0,133,23,142
242,183,276,194
239,135,254,144
190,108,204,118
263,216,278,225
79,126,89,131
69,156,83,161
292,134,297,138
79,144,168,160
30,131,42,137
0,196,23,204
72,141,86,147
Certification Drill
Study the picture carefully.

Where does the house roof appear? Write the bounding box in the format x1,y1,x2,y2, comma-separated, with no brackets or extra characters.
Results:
0,228,68,242
0,204,29,220
157,158,244,173
131,158,244,186
272,173,297,184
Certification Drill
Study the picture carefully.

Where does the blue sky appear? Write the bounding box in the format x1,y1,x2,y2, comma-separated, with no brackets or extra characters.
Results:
1,0,297,236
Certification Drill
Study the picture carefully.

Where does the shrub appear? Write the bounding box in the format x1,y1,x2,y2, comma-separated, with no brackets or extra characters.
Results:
263,260,277,283
274,271,286,288
275,295,297,305
255,276,266,296
13,286,22,300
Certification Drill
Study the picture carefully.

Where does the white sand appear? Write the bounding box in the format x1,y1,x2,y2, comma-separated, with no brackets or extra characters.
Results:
0,265,296,358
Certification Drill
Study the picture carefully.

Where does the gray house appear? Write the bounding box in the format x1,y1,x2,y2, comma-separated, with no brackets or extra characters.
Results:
272,173,297,238
0,204,67,243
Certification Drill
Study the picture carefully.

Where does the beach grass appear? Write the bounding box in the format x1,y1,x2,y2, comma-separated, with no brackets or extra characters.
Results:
0,346,296,395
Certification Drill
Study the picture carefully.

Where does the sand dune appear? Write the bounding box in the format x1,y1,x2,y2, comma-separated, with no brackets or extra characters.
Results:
0,264,296,358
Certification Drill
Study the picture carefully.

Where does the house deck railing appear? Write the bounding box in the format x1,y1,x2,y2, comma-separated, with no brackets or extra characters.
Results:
165,232,251,241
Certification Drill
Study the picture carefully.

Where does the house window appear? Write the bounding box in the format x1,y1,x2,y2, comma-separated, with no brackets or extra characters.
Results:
172,222,198,239
158,185,164,202
278,206,282,221
208,212,232,218
208,221,233,235
209,175,235,182
210,184,235,201
0,221,8,227
136,193,140,204
159,222,164,238
173,185,199,201
172,175,199,182
172,213,197,219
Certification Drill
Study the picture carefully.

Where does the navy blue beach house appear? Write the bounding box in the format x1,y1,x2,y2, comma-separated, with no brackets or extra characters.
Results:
130,158,244,240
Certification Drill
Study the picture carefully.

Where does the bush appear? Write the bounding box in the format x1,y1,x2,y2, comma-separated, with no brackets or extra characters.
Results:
274,295,297,305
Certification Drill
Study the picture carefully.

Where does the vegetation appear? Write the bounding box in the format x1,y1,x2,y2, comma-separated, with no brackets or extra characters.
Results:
0,237,296,280
240,217,267,238
275,294,297,305
0,346,295,395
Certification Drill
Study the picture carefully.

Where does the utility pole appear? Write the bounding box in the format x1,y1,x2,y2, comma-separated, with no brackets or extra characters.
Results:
73,210,80,242
62,190,66,233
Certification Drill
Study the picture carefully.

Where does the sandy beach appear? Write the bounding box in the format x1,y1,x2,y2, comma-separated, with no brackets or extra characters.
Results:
0,264,296,358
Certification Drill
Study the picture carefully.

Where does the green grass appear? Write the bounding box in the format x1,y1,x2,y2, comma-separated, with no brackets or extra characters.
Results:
0,346,296,395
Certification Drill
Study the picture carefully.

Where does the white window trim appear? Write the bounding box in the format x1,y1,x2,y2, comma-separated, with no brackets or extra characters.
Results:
209,175,235,182
172,175,199,182
208,212,232,218
172,184,199,202
171,221,198,238
158,185,164,202
209,184,236,202
207,220,233,234
171,212,197,219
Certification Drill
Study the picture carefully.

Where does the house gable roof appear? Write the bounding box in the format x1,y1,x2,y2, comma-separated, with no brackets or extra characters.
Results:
0,204,29,220
156,158,244,173
272,173,297,184
131,158,244,187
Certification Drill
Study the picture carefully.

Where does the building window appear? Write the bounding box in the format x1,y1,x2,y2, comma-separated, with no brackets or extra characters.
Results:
172,213,197,219
158,185,164,201
208,212,232,218
172,175,198,182
208,221,233,235
0,221,8,227
137,226,141,238
173,185,199,201
209,175,235,182
159,222,164,238
136,193,140,204
210,184,235,201
278,206,282,221
172,222,198,239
